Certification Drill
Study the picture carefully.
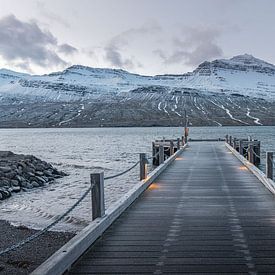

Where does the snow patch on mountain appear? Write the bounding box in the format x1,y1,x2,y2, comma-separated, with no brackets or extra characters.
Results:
0,54,275,102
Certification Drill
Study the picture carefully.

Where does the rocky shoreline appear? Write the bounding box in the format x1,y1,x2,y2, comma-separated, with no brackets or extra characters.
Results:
0,151,67,200
0,220,74,274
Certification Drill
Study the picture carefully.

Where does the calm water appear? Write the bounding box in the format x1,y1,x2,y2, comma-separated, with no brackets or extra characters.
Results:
0,126,274,232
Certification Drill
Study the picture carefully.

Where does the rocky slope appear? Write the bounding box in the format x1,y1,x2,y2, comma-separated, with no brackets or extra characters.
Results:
0,54,274,127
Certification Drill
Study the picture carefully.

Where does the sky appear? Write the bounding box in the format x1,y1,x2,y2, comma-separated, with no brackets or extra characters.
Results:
0,0,274,75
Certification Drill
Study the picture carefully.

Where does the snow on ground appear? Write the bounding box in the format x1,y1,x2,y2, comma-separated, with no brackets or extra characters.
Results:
209,99,249,125
246,108,263,125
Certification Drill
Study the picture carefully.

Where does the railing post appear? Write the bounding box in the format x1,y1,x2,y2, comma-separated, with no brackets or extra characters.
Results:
177,138,180,150
152,142,156,166
139,153,147,180
266,152,273,180
233,138,237,149
248,144,254,164
159,145,164,164
170,141,174,156
239,140,244,155
182,135,185,145
91,172,105,220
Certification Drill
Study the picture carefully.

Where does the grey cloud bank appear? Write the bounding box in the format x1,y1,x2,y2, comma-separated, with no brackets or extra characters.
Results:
0,0,274,75
0,14,76,71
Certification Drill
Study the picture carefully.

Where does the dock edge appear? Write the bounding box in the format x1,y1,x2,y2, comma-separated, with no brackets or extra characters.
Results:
31,144,188,275
225,142,275,194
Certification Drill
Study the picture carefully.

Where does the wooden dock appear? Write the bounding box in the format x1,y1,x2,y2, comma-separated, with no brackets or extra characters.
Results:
62,141,275,274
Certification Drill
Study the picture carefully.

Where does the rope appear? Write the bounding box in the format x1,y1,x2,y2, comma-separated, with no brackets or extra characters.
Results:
252,148,261,159
0,186,92,256
104,160,140,180
147,151,159,160
0,158,144,256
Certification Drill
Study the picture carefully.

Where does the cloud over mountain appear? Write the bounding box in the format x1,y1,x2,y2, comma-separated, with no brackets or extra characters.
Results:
0,15,77,71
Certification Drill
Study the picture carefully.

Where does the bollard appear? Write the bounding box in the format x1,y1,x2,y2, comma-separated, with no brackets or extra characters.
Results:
170,141,174,156
177,138,180,150
159,145,164,164
233,138,237,149
152,142,156,166
255,142,261,165
248,144,254,164
140,153,148,180
229,135,232,146
266,152,273,180
91,172,105,220
225,135,228,143
239,140,244,155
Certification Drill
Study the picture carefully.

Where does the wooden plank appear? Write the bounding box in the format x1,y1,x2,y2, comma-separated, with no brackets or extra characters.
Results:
31,145,187,275
67,142,275,274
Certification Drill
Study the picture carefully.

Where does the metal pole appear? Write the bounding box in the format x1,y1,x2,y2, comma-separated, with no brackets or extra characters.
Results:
266,152,273,179
159,145,164,164
184,109,188,144
139,153,147,180
91,172,105,220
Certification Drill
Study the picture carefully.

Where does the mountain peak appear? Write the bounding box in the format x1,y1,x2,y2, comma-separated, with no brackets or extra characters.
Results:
229,54,275,68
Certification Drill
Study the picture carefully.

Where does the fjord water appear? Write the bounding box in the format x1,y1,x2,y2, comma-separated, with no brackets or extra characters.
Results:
0,126,274,232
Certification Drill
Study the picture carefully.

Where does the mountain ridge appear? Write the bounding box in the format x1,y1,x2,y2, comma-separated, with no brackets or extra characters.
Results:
0,54,274,127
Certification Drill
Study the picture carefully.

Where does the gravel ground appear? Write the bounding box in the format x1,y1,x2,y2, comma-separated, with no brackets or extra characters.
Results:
0,220,74,274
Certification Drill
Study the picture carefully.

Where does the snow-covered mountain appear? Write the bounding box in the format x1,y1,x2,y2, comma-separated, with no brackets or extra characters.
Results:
0,54,275,127
0,54,275,101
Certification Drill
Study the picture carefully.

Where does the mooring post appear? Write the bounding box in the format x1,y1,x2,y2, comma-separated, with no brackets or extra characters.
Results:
152,142,156,165
229,135,232,146
225,134,228,143
182,135,184,145
248,144,254,164
170,141,174,156
233,138,237,149
159,145,164,164
266,152,273,180
255,141,261,165
177,138,180,150
239,140,244,155
139,153,147,180
91,172,105,220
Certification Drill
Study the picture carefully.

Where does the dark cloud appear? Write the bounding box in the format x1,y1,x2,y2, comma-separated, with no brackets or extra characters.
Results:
104,46,134,69
0,14,76,70
104,23,161,69
155,26,223,67
58,43,78,55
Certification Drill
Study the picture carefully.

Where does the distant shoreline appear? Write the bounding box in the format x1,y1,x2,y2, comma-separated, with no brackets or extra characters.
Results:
0,125,274,129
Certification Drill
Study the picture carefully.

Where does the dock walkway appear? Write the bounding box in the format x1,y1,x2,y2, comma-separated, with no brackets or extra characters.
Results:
69,141,275,274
